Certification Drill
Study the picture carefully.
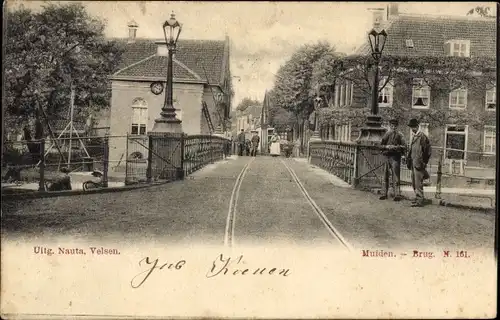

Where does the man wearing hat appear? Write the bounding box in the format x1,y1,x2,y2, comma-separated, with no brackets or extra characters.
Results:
237,129,246,156
250,130,260,157
407,118,432,207
379,118,406,201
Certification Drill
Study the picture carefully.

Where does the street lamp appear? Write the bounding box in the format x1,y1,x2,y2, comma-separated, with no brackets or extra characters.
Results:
214,92,225,135
357,28,388,144
151,12,183,133
310,96,323,140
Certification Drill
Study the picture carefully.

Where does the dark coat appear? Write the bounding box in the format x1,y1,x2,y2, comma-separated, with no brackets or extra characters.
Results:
237,132,246,143
407,131,431,170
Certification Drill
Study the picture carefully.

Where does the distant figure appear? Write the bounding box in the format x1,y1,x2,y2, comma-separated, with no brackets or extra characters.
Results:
23,126,41,163
245,139,251,156
237,129,246,156
406,118,432,207
269,132,281,157
250,131,260,157
379,118,406,202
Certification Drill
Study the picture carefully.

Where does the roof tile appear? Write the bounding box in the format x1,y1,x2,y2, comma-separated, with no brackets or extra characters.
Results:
356,15,496,57
114,39,226,84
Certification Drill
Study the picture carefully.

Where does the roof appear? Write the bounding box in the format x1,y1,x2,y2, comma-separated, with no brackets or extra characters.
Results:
355,14,496,57
112,38,228,85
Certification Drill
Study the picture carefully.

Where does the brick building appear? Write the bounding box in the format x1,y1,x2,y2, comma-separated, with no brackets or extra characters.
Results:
108,22,232,163
322,5,496,168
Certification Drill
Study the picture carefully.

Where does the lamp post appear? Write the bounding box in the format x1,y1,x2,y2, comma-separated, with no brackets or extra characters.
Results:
151,12,183,133
214,92,224,135
357,28,388,144
310,96,322,140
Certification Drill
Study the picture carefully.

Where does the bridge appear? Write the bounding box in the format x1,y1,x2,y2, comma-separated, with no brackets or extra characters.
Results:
1,134,494,250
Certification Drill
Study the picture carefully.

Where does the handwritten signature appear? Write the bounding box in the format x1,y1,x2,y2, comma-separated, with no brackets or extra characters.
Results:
130,254,291,288
130,257,186,288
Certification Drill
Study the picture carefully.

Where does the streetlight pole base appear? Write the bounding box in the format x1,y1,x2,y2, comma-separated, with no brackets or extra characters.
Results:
356,115,386,144
151,106,183,134
151,118,183,134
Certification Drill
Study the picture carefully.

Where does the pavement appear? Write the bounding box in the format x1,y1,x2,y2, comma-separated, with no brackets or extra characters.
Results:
1,155,495,251
296,158,496,210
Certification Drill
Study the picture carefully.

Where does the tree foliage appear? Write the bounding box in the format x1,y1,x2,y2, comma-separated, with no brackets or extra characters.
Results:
272,41,338,119
236,97,261,111
5,3,125,129
317,54,496,131
265,90,295,131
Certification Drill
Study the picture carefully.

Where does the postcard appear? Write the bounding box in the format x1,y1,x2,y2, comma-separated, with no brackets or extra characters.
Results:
1,1,497,319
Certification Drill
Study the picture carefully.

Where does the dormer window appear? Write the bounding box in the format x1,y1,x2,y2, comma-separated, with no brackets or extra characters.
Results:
445,40,470,57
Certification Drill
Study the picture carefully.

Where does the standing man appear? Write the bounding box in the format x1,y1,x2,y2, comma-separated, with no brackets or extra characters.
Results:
250,131,260,157
379,118,406,201
237,129,246,156
406,118,432,207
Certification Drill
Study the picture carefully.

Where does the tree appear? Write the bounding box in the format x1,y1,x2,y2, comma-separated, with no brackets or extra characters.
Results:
273,41,337,120
310,50,346,106
236,97,261,112
4,3,125,134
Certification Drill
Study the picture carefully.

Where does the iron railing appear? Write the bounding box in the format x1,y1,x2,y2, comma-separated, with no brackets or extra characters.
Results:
2,134,230,194
309,140,496,199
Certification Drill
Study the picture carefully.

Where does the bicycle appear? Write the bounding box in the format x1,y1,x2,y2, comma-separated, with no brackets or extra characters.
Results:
82,170,105,191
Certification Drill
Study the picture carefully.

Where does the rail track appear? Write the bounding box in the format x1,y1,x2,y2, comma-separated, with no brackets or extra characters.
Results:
224,156,352,251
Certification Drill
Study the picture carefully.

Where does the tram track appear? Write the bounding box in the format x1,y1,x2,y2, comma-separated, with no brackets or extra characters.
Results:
224,156,352,251
224,157,255,247
280,158,353,251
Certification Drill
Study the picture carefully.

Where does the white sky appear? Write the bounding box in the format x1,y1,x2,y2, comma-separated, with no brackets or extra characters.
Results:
6,1,497,105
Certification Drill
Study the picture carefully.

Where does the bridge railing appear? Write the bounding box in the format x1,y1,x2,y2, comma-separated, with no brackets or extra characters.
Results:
309,140,496,200
2,134,230,193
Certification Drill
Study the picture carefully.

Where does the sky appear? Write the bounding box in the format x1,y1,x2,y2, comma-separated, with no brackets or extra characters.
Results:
6,1,497,106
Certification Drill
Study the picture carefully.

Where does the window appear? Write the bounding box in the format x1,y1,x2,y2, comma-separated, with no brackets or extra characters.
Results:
409,123,429,142
350,82,354,105
334,84,340,107
445,40,470,57
345,81,352,106
336,123,351,142
378,77,393,107
340,84,345,106
486,86,496,110
484,126,496,154
449,88,467,109
444,125,468,160
412,78,430,109
131,98,148,135
405,39,414,48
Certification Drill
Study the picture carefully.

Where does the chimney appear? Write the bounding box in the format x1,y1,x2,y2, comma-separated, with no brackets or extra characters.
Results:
127,20,138,43
369,7,386,29
387,3,399,20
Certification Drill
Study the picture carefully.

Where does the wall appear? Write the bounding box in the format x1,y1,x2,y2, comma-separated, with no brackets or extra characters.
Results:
337,73,496,166
201,86,225,134
109,80,204,164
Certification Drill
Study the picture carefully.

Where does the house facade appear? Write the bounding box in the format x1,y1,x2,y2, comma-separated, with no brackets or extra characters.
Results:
235,105,263,134
108,22,232,163
322,5,496,167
